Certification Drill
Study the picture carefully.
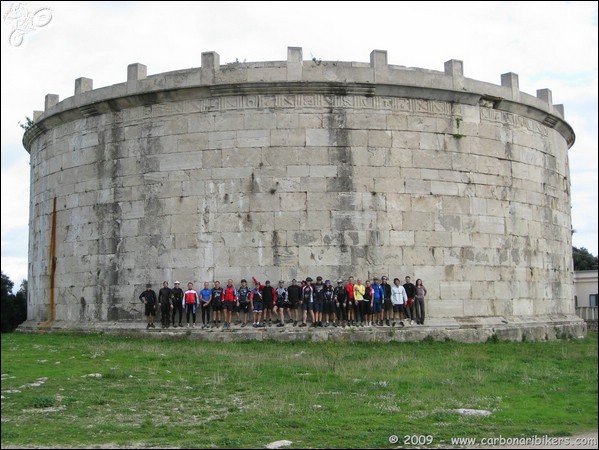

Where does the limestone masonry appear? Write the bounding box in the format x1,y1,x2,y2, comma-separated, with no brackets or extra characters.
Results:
22,47,583,338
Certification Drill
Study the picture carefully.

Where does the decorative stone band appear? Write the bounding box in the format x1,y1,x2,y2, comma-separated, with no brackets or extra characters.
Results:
24,85,570,150
23,47,574,150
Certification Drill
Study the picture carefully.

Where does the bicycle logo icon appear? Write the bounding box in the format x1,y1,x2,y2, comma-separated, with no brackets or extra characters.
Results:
3,2,52,47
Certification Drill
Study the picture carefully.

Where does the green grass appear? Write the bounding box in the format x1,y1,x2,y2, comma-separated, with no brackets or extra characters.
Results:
1,332,597,448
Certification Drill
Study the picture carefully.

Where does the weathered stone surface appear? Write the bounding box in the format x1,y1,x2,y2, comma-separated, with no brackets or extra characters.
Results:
23,47,577,331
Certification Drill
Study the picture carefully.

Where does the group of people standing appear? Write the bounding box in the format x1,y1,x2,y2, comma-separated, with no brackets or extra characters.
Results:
138,275,427,330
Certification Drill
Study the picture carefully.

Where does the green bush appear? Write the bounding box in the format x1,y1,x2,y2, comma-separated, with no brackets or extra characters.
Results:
1,272,27,332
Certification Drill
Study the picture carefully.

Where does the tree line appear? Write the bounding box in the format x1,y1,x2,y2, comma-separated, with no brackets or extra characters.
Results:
572,246,598,271
1,272,27,332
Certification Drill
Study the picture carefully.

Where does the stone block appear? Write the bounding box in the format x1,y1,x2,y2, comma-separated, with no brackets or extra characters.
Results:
305,129,331,147
237,129,270,147
244,112,276,130
299,246,351,266
309,165,337,177
432,299,464,318
276,112,299,129
279,192,306,211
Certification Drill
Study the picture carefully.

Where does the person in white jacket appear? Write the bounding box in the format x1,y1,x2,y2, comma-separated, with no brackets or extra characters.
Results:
390,278,408,327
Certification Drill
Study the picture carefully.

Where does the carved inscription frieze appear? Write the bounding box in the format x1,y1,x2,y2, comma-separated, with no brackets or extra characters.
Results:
114,95,459,122
480,107,548,136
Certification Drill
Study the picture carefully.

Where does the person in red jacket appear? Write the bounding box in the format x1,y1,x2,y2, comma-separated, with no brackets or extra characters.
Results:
222,279,238,329
345,276,356,326
183,282,199,328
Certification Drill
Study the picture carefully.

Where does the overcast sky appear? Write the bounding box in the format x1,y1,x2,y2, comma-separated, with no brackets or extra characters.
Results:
1,1,597,287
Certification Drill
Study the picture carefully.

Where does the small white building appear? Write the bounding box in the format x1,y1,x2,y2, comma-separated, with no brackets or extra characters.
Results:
574,270,598,307
574,270,598,321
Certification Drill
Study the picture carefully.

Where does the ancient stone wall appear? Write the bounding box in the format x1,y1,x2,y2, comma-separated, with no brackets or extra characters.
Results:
23,47,576,324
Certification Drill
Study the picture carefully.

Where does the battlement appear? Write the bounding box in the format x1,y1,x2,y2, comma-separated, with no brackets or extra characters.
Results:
24,47,573,150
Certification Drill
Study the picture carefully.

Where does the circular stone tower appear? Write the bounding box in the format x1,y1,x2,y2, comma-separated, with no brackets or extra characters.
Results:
23,47,583,337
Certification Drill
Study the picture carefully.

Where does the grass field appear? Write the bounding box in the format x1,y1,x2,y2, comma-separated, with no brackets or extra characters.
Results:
1,332,597,448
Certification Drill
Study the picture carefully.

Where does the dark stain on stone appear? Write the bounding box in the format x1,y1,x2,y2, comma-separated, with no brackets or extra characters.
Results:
79,297,86,321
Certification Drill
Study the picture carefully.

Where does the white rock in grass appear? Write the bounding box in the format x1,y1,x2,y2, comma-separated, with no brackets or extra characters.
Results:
81,373,102,378
453,408,492,416
266,440,293,449
19,378,48,388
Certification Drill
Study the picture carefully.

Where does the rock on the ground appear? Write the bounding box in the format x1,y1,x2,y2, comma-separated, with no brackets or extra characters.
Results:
453,408,492,416
266,440,293,449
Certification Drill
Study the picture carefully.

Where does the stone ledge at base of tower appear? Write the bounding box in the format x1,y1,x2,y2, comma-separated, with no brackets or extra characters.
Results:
16,315,586,343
